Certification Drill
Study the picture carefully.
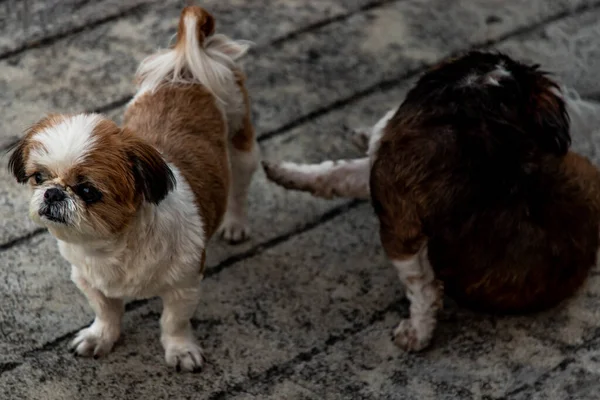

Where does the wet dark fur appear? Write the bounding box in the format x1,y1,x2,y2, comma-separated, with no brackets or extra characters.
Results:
371,51,600,314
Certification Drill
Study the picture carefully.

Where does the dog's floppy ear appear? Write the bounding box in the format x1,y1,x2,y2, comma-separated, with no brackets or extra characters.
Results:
7,138,29,183
127,137,176,205
527,74,571,156
531,90,571,156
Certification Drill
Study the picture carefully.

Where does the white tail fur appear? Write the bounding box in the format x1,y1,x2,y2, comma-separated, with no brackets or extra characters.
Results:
135,7,251,106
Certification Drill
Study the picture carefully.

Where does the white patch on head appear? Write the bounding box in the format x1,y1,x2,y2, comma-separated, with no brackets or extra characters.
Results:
29,114,102,175
486,64,511,86
462,73,478,87
486,77,500,86
493,63,511,77
462,64,511,87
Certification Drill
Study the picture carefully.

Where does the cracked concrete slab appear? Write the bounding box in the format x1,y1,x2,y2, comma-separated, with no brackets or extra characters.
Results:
0,0,375,149
0,0,149,56
234,312,567,399
3,202,600,399
0,0,371,57
497,7,600,96
3,0,600,398
1,0,597,150
509,343,600,400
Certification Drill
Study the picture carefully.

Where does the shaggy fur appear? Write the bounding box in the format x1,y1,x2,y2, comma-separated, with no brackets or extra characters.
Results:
8,6,259,372
263,51,600,351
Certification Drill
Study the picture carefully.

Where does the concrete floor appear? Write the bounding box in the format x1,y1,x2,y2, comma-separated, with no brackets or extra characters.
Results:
2,0,600,398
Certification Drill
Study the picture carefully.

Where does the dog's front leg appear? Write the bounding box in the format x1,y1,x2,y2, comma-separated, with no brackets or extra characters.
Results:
160,287,204,372
70,266,124,358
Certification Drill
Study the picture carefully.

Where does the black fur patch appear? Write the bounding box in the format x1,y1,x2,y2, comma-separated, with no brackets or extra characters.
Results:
6,139,28,183
130,148,176,205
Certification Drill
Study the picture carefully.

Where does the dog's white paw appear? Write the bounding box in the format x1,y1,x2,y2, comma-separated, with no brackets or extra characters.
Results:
163,336,205,372
392,319,432,352
218,215,250,244
69,321,119,358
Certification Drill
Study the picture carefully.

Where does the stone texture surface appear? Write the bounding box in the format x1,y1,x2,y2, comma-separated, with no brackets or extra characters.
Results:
497,6,600,96
0,0,374,149
2,0,600,399
232,313,567,399
1,0,598,150
509,339,600,400
0,0,149,56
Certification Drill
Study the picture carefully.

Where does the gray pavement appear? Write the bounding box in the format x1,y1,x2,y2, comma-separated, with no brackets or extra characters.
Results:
2,0,600,399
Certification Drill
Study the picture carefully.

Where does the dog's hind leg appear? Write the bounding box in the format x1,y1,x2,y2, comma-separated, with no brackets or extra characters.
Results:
262,107,397,200
375,196,443,352
218,74,260,244
263,157,370,199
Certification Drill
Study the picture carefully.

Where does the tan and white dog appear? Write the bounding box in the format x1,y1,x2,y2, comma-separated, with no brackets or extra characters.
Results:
7,6,259,372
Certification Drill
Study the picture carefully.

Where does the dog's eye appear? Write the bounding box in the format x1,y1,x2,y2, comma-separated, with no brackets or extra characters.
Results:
33,172,44,185
75,183,102,204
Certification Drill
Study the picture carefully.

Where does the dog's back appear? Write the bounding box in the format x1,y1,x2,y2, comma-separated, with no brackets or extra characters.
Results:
371,52,600,314
123,6,253,238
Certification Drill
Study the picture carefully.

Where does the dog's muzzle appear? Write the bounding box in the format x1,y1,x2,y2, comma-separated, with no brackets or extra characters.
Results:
39,187,69,224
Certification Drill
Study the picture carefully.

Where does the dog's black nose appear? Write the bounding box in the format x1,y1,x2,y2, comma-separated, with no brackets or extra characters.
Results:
44,188,65,203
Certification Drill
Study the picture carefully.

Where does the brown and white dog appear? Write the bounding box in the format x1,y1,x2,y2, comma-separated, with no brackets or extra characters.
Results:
263,51,600,351
7,6,259,371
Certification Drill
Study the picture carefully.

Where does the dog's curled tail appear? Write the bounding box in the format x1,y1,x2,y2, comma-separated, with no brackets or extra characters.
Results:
135,6,251,105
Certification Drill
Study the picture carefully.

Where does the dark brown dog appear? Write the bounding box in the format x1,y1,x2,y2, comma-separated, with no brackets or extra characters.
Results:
264,51,600,351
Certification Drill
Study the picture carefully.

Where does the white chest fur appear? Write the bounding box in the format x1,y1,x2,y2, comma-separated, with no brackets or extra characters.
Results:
58,168,206,299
